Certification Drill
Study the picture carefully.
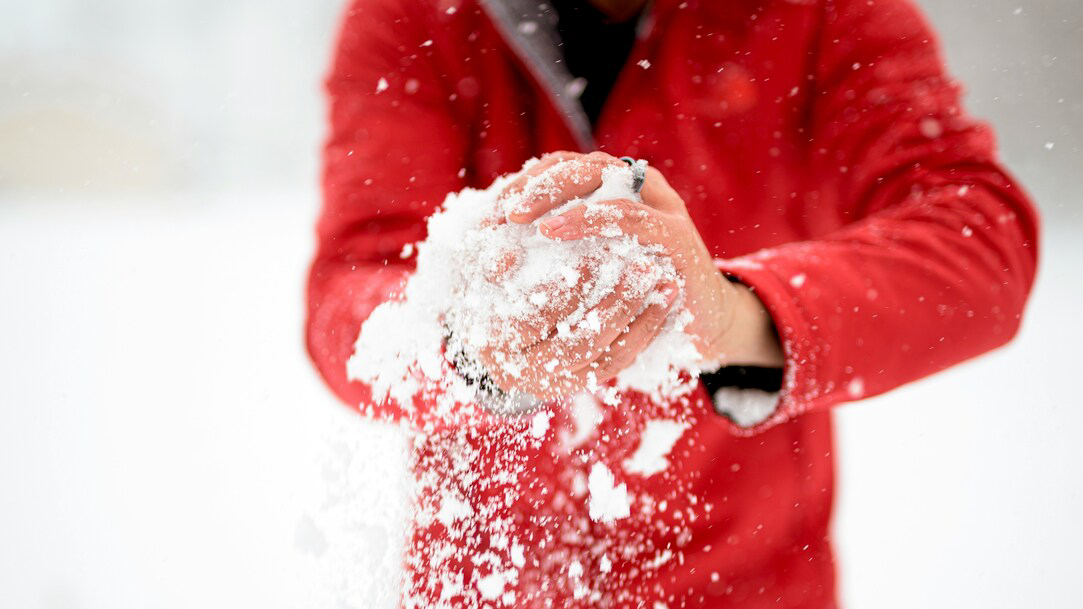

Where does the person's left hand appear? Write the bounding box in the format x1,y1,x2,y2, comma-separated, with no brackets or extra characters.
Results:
499,151,784,376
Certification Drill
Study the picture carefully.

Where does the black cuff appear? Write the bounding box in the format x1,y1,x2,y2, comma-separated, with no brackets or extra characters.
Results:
700,366,783,394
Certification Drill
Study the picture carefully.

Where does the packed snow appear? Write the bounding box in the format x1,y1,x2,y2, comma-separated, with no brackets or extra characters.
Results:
347,158,711,422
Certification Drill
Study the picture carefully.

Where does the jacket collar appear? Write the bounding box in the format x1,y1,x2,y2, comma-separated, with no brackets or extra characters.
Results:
476,0,658,152
476,0,595,150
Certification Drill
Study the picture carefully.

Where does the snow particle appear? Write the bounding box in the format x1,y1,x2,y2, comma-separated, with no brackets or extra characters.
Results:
637,59,652,69
623,420,687,477
847,377,865,399
789,273,807,288
518,20,538,35
588,463,631,523
476,572,507,600
530,410,551,438
375,77,389,93
511,543,526,568
1044,142,1055,150
436,492,473,527
599,554,612,573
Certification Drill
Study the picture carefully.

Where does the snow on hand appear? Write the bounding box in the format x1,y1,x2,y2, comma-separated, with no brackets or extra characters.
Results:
346,158,709,421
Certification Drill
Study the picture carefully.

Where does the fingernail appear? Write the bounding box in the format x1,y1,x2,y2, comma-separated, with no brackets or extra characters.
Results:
541,215,567,232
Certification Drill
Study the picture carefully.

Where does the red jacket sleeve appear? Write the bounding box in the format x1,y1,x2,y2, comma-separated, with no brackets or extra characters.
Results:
306,0,468,422
715,0,1039,432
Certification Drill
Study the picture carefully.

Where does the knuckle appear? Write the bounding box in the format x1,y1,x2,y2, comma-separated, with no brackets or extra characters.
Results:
647,217,666,235
596,350,628,379
613,198,637,216
586,151,614,165
643,304,668,328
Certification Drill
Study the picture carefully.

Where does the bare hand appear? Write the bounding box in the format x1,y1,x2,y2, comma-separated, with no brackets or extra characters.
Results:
480,151,783,399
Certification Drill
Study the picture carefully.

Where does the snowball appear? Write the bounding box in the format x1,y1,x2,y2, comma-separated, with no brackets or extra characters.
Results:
347,158,710,420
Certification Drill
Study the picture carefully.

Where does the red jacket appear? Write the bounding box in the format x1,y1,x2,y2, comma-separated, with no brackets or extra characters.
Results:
306,0,1039,607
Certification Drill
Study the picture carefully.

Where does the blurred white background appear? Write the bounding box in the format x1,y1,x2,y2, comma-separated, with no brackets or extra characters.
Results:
1,1,1080,608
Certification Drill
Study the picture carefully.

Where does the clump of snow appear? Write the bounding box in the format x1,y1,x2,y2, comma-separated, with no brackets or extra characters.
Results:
347,158,710,420
530,410,550,438
588,462,631,522
476,571,508,600
623,419,688,477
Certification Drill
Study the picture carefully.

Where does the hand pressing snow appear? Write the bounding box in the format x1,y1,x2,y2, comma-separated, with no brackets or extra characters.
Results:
491,151,783,391
348,153,772,415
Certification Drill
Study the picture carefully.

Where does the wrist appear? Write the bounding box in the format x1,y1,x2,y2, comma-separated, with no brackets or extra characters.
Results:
708,278,784,369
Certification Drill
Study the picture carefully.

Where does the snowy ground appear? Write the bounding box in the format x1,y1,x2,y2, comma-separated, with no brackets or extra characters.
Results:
1,192,1080,609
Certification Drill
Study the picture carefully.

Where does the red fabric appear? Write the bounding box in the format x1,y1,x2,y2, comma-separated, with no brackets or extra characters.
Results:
306,0,1039,607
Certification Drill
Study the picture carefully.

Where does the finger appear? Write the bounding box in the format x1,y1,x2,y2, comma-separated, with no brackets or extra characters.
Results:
638,166,687,213
479,341,596,400
521,267,653,374
482,248,520,283
499,151,581,203
486,259,590,354
535,367,597,400
583,282,679,382
505,275,585,352
501,357,601,401
505,152,625,224
539,198,670,248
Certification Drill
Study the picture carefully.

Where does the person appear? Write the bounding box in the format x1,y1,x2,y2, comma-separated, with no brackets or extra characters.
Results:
305,0,1039,607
